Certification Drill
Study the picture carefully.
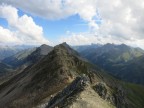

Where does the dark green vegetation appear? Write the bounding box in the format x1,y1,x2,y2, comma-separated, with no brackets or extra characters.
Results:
111,55,144,84
75,43,144,85
122,82,144,108
0,43,144,108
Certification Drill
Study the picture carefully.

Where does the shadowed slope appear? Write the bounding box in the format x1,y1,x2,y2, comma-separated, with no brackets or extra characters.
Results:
0,43,143,108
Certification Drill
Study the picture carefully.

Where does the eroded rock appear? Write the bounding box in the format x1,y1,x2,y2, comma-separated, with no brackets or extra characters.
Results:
46,76,89,108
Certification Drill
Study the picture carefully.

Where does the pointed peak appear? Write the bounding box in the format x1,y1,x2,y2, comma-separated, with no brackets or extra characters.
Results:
104,43,114,46
40,44,47,47
62,42,67,45
62,42,71,48
54,42,79,56
119,43,129,48
60,42,70,48
40,44,52,48
33,44,53,56
55,42,70,49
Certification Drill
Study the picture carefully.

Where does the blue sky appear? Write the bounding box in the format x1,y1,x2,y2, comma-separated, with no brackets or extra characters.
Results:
17,9,89,42
0,0,144,48
0,6,89,45
0,18,8,28
34,14,88,42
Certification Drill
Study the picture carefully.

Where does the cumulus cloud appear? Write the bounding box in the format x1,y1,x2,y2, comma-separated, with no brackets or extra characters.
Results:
0,0,96,19
0,0,144,48
96,0,144,38
0,4,49,45
60,0,144,48
0,26,20,43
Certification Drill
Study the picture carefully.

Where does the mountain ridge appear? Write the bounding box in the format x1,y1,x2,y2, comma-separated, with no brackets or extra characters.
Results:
0,43,144,108
75,43,144,85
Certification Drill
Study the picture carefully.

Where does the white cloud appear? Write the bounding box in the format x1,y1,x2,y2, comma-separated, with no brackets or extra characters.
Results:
0,4,49,45
60,0,144,48
59,32,144,49
0,0,98,26
0,0,144,48
0,26,20,43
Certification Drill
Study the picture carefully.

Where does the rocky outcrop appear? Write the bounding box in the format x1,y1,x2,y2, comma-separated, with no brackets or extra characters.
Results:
46,76,89,108
113,88,128,108
93,82,128,108
93,82,108,99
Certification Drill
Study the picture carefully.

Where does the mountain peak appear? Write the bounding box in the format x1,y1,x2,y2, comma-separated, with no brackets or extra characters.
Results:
56,42,69,49
119,43,130,48
36,44,53,56
105,43,113,45
54,43,79,56
40,44,48,47
39,44,53,51
61,42,67,45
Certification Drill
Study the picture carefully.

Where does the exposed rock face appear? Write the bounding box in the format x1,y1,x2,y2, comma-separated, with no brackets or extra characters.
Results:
113,88,128,108
93,82,108,99
93,82,128,108
46,76,89,108
46,75,117,108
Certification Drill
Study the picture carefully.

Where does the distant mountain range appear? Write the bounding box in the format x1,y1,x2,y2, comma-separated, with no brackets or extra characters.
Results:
2,44,53,68
72,43,101,53
0,43,144,108
74,43,144,85
0,45,36,61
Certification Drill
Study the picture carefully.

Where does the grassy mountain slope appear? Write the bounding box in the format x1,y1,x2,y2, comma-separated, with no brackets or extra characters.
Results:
79,43,144,64
0,43,143,108
76,43,144,84
112,55,144,84
121,82,144,108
